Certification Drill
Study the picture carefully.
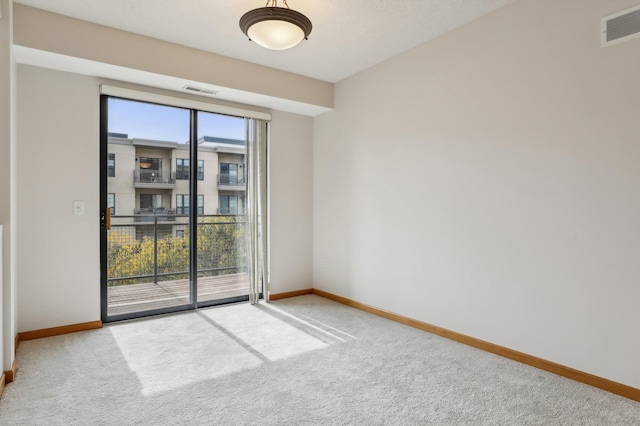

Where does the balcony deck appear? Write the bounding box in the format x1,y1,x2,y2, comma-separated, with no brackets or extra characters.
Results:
107,273,249,317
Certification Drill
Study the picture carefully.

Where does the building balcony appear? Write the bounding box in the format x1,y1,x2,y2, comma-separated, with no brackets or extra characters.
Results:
217,208,246,215
133,208,177,222
133,170,176,188
107,273,250,317
217,174,246,191
106,215,251,316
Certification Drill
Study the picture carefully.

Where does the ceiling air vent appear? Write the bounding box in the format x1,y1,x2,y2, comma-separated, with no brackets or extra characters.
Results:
602,4,640,46
182,85,219,97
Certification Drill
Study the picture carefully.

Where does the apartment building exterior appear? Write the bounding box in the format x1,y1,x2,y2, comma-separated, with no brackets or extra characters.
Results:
107,133,246,235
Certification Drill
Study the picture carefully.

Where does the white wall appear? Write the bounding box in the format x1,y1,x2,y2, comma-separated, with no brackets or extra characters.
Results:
313,0,640,389
17,65,314,331
270,110,313,294
17,65,101,332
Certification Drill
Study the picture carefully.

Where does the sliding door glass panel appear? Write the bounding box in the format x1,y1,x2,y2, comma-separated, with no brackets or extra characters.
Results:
196,111,250,304
105,98,192,319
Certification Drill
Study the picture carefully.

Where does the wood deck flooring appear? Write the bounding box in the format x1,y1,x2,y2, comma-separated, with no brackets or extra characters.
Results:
107,273,250,316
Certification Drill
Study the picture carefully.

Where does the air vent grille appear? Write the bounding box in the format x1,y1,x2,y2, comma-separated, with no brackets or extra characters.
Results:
602,4,640,46
182,85,219,97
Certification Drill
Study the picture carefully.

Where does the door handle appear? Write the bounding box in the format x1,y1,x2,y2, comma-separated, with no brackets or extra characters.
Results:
101,209,111,230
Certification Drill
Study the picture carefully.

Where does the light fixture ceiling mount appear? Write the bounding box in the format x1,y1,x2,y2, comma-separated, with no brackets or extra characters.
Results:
240,0,312,50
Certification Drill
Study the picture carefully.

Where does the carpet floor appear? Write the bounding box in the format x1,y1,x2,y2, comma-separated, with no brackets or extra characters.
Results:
0,294,638,425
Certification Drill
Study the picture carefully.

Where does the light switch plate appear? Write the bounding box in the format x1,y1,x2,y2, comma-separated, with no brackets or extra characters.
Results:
73,200,84,215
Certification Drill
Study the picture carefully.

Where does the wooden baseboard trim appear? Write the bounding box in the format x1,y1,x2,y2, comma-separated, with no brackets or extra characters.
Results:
0,372,5,398
269,288,313,301
18,320,103,342
3,358,18,384
311,288,640,403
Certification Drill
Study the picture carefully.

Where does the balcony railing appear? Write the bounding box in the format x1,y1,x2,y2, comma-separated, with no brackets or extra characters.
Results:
133,170,176,187
217,207,246,215
107,214,247,286
133,208,176,222
217,174,246,187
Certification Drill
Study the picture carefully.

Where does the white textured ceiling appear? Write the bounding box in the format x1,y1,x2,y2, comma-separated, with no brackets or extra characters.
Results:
14,0,518,83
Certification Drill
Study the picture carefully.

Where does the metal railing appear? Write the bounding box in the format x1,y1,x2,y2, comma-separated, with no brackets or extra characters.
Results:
217,207,246,215
107,214,247,286
133,208,177,222
133,170,176,184
217,174,246,186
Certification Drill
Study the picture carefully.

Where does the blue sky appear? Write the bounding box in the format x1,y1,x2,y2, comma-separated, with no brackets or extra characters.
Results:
107,97,246,143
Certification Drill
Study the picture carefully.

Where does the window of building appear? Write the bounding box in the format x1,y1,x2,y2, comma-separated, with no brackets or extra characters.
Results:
177,159,204,180
197,160,204,181
139,157,163,182
107,154,115,177
176,230,185,238
176,194,189,215
140,194,163,211
176,158,189,180
220,195,238,214
107,193,115,215
140,157,162,171
197,194,204,215
220,163,238,185
176,194,204,214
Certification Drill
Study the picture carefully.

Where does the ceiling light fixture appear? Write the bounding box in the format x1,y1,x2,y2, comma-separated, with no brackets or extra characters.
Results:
239,0,312,50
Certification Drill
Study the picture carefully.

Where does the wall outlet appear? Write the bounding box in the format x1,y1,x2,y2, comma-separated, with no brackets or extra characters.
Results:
321,256,328,270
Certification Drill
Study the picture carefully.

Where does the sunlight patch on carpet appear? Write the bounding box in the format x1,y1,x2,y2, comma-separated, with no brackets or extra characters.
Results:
260,303,357,342
200,303,329,361
108,303,329,395
109,312,263,395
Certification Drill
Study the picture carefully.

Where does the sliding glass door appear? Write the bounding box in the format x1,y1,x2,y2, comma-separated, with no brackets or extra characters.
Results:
100,97,251,322
196,111,250,304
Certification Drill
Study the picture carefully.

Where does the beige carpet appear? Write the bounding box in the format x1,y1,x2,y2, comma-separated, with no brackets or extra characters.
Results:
0,295,638,425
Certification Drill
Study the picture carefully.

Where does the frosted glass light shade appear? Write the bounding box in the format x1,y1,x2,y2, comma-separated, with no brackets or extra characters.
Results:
247,20,305,50
240,6,312,51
